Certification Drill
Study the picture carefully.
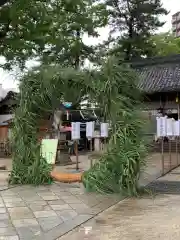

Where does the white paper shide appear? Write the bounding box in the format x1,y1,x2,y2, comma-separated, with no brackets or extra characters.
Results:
71,122,80,140
166,118,174,136
156,117,166,137
156,117,180,137
173,120,180,136
100,123,109,138
86,121,94,138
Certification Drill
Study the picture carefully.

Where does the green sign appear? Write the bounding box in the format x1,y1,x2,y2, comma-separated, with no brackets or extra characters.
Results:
41,139,58,164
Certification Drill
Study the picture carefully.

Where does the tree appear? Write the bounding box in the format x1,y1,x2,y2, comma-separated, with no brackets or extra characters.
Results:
103,0,168,60
0,0,107,70
151,32,180,56
41,1,108,68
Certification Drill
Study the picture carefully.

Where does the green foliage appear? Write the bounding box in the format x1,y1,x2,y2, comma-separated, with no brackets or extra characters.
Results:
41,0,108,67
10,57,148,195
0,0,107,69
9,66,93,184
83,58,148,195
151,32,180,56
102,0,168,60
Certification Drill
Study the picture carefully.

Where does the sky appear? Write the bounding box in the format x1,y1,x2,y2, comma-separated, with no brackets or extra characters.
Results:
0,0,180,91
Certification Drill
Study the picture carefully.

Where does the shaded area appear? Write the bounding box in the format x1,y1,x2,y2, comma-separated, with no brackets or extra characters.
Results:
146,180,180,194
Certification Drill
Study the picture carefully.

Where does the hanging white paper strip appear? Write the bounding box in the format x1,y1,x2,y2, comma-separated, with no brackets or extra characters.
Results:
156,116,166,137
178,120,180,136
166,118,174,136
71,122,80,140
86,122,94,138
156,117,161,137
173,120,180,136
161,116,167,136
100,123,108,137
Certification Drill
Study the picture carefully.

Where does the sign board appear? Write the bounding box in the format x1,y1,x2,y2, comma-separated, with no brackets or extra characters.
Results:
71,122,80,140
100,123,109,138
41,139,58,164
86,121,94,138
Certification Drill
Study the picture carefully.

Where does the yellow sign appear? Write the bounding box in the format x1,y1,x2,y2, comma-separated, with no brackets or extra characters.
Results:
41,139,58,164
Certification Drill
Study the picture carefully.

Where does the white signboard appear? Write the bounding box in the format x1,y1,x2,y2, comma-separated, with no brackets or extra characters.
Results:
166,118,174,136
71,122,80,140
86,122,94,138
100,123,109,138
156,117,166,137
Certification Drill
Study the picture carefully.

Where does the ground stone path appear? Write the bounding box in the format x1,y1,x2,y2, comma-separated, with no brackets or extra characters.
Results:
59,166,180,240
0,153,171,239
59,193,180,240
0,182,122,240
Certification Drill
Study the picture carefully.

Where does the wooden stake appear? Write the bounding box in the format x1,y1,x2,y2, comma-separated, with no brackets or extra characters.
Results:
74,140,79,171
161,137,164,175
176,136,179,166
169,139,172,170
99,137,101,151
90,138,93,168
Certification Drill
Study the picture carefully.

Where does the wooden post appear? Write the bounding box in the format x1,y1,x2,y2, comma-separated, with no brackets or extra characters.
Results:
169,138,172,170
161,137,164,175
176,136,179,166
177,96,179,167
74,140,79,171
90,138,93,168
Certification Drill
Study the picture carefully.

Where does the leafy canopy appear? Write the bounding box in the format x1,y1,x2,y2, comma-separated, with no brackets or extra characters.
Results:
97,0,168,61
151,32,180,56
0,0,107,69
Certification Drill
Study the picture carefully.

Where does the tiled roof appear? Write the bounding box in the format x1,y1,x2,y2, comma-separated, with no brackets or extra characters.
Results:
131,54,180,94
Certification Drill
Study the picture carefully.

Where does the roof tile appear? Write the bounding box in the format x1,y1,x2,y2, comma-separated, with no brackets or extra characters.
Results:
136,63,180,93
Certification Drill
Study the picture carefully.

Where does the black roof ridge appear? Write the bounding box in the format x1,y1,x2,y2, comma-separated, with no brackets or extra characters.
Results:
131,54,180,68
